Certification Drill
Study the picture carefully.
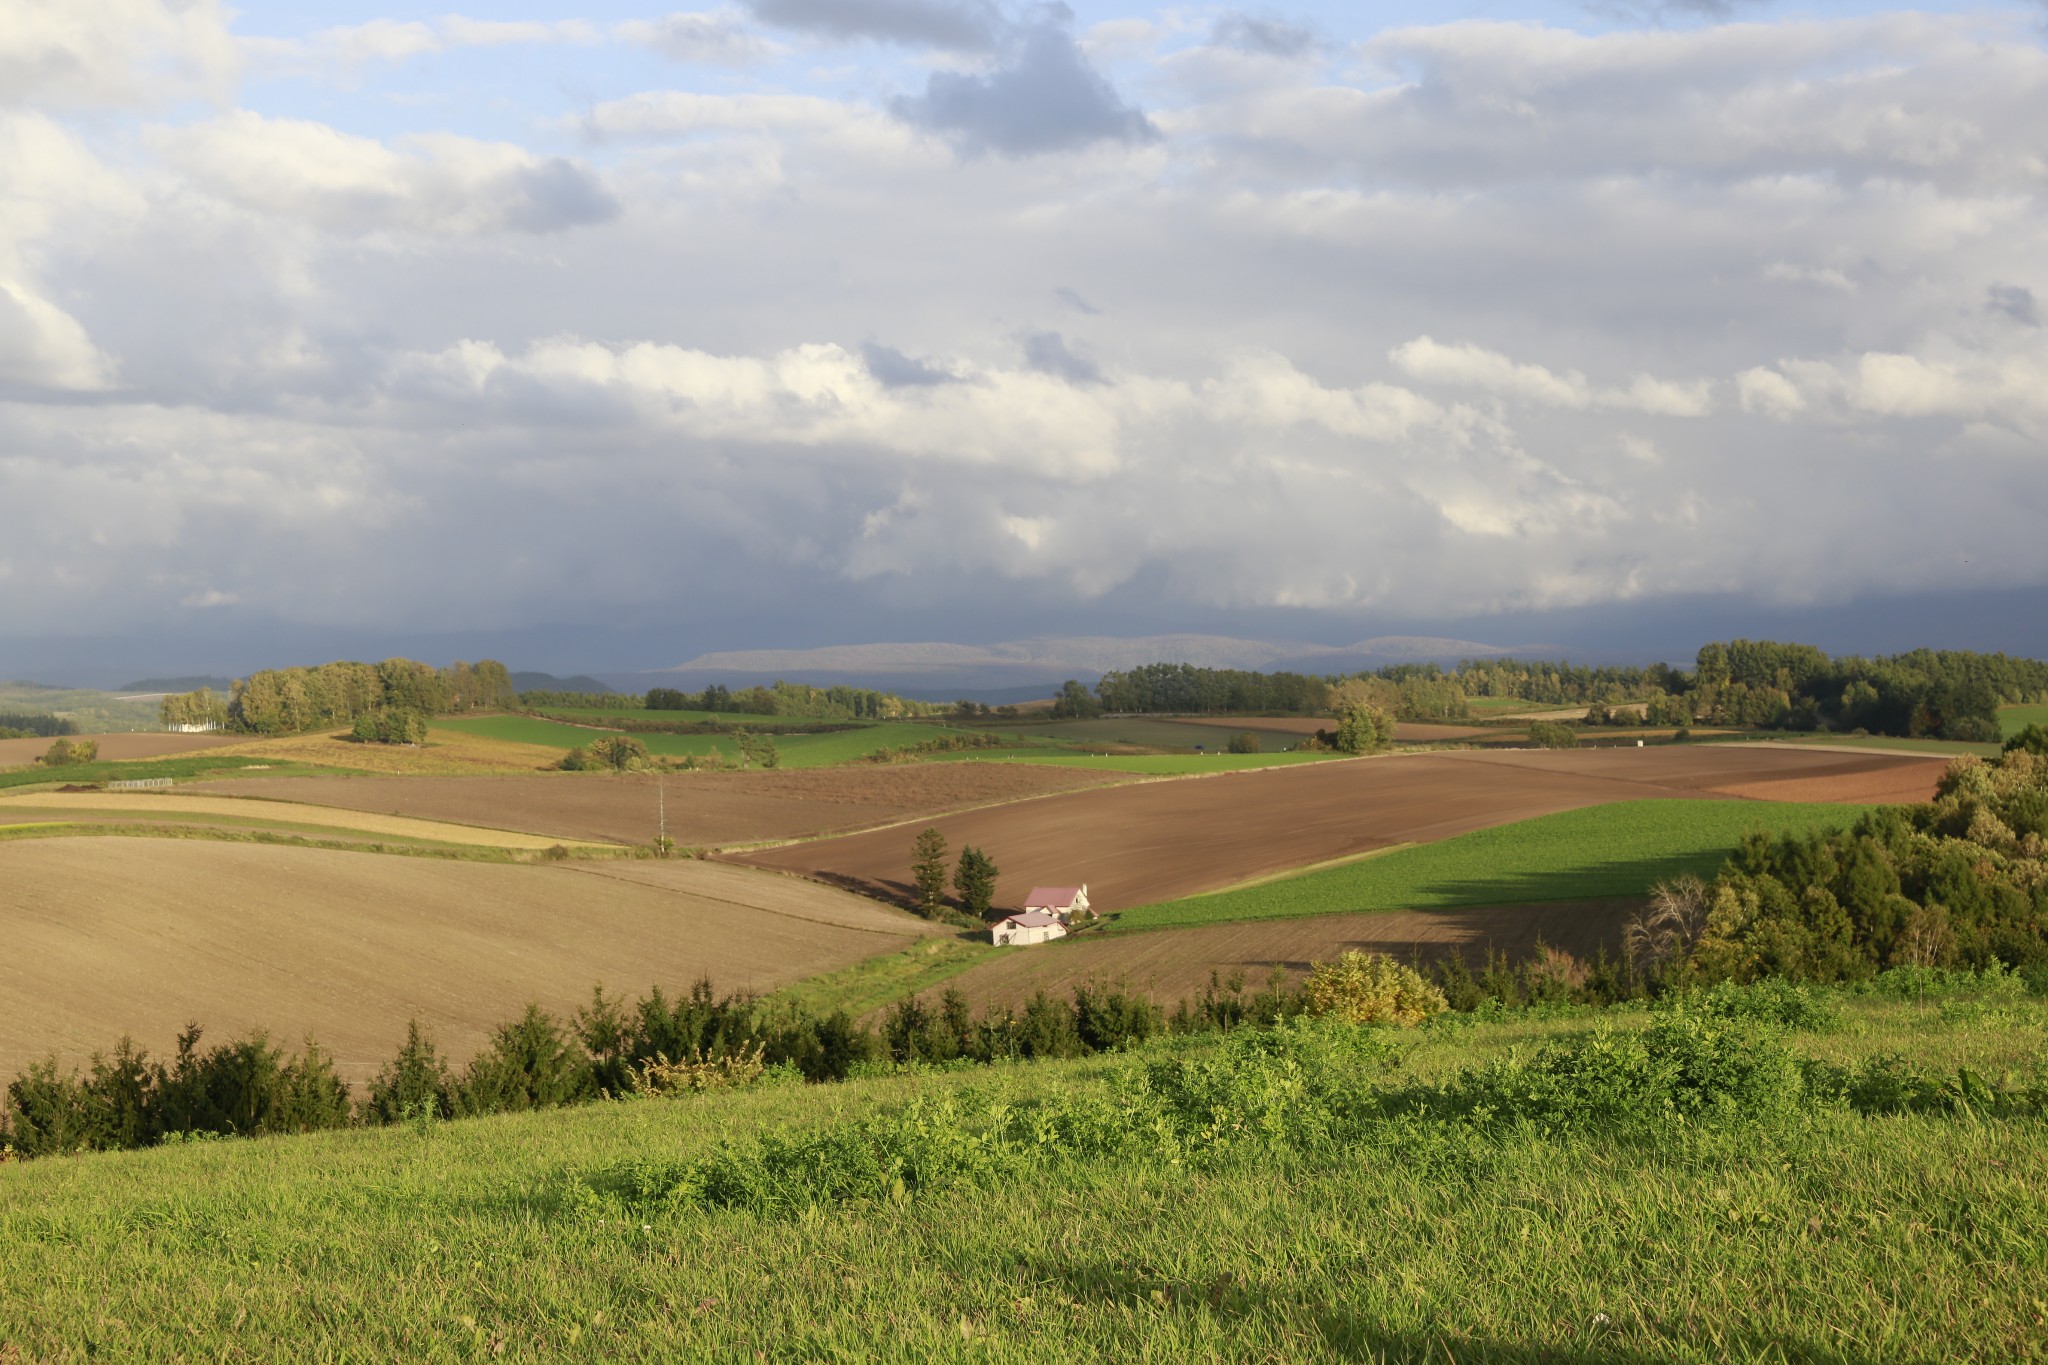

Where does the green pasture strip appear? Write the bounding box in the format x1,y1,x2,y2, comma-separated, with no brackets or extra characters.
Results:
2001,703,2048,739
532,707,860,731
1114,800,1873,932
0,822,611,862
1744,736,1998,757
926,750,1340,774
433,715,618,748
437,717,981,768
770,937,996,1018
3,992,2044,1361
0,755,338,793
0,806,469,845
0,682,162,733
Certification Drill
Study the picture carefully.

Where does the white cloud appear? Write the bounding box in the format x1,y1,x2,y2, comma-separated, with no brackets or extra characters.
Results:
4,7,2048,645
0,0,239,108
1736,366,1805,417
151,113,619,237
1390,338,1713,416
256,15,600,70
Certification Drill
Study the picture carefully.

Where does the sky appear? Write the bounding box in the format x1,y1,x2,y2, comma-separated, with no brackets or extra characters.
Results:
3,0,2047,680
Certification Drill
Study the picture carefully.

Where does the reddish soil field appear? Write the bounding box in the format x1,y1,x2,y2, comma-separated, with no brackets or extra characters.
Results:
0,732,244,766
937,900,1637,1014
729,746,1941,915
0,839,939,1084
186,764,1128,848
1707,760,1948,806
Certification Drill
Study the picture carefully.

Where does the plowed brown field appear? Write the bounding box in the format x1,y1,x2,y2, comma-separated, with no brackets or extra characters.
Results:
729,746,1942,915
186,764,1128,847
936,899,1637,1014
0,732,245,765
0,839,940,1083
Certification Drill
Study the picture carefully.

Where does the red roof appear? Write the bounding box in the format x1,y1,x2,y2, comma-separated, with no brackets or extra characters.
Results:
1023,886,1084,909
999,911,1063,929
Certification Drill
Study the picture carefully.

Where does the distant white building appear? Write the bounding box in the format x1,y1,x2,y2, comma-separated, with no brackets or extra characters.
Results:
991,910,1067,947
1023,885,1092,924
166,722,222,734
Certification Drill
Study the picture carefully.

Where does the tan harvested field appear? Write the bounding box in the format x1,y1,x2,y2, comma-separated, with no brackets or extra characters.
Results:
187,764,1130,847
1706,762,1950,806
937,900,1638,1013
0,732,246,766
0,792,613,849
729,745,1944,915
0,839,940,1083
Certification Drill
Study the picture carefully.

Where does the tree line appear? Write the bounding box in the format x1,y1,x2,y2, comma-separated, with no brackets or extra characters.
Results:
0,712,77,739
159,659,516,737
1052,640,2047,741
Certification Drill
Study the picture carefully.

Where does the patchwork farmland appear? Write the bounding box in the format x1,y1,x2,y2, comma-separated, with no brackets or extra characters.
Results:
727,745,1946,915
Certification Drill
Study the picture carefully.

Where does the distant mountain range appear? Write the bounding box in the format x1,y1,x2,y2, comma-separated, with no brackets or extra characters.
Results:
604,634,1555,700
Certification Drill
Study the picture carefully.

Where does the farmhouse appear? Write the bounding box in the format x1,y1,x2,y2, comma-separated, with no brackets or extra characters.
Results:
1023,885,1091,923
991,911,1066,947
166,722,221,734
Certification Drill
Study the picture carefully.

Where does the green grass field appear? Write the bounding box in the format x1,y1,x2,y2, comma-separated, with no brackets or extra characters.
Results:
1726,734,2002,757
0,754,337,793
532,707,851,731
4,987,2043,1361
1114,800,1870,931
435,716,980,769
2002,703,2048,739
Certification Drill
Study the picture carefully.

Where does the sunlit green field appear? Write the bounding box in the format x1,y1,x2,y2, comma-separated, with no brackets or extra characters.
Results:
0,753,340,792
1115,800,1870,931
3,987,2042,1362
434,716,978,768
2003,704,2048,739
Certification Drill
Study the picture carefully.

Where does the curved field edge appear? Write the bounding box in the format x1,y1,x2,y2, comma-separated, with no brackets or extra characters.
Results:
1112,800,1874,933
1,992,2043,1361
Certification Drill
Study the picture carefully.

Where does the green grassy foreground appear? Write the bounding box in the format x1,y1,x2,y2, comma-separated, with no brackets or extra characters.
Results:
1116,800,1870,932
3,986,2043,1361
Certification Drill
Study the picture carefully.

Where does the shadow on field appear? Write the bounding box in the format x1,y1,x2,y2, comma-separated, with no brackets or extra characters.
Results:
1039,1256,1768,1363
809,870,912,905
1405,848,1748,909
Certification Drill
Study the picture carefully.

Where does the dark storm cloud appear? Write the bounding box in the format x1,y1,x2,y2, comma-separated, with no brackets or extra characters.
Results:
1211,14,1317,58
1019,330,1101,384
1988,284,2041,328
861,340,960,387
501,158,621,232
891,19,1157,155
743,0,1004,51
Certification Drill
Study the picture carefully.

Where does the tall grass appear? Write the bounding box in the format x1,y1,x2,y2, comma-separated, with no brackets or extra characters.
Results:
2,985,2044,1360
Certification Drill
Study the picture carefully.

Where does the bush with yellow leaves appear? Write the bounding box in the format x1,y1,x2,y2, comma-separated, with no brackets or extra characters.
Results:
1303,950,1448,1027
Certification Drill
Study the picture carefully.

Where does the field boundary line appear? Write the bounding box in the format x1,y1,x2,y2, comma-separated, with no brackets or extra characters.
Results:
554,861,940,939
3,787,628,848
